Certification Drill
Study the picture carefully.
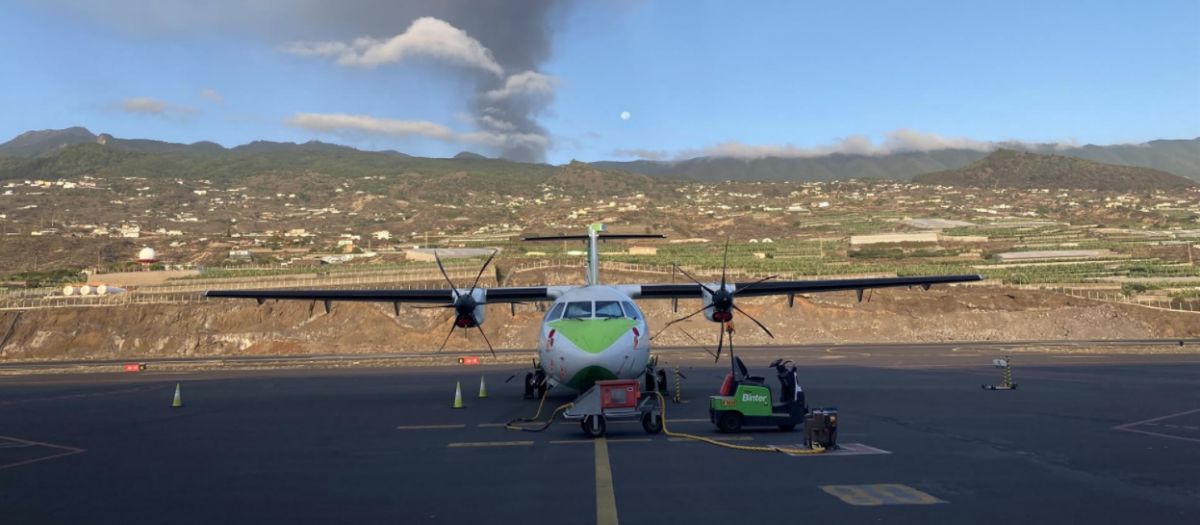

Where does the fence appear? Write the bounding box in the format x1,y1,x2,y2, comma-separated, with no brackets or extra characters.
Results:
978,282,1200,315
3,260,1197,315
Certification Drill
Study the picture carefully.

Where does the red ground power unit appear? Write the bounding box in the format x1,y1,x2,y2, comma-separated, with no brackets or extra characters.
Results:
596,380,640,409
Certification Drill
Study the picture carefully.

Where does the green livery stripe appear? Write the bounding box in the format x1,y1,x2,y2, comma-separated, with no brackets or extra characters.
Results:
566,365,618,390
548,318,638,354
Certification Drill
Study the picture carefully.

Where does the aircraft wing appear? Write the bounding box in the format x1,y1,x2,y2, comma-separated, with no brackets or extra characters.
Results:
204,286,568,306
622,274,984,300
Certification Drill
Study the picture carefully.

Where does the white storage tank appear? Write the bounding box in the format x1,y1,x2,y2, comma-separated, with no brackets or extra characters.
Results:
97,285,126,295
63,285,78,296
137,247,157,263
79,285,96,296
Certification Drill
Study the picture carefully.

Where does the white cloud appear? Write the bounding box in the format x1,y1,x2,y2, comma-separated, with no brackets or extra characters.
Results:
116,97,199,118
199,88,225,105
671,129,1001,160
286,112,548,150
281,17,504,76
484,71,558,101
612,148,669,161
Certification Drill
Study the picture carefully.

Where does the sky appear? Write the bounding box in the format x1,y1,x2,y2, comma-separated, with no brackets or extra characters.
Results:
1,0,1197,164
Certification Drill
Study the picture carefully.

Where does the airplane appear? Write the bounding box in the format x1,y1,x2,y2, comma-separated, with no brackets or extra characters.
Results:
205,223,983,397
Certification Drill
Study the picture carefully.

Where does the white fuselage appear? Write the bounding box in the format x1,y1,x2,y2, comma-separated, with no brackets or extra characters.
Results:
536,285,651,391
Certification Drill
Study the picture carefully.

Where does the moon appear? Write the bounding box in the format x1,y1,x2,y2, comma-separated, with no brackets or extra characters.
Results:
620,111,631,120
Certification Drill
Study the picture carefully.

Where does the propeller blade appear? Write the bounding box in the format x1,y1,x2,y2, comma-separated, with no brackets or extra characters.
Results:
468,250,499,295
475,325,496,358
732,274,778,296
732,304,775,339
411,304,455,309
437,321,457,353
650,304,713,340
676,327,717,359
714,323,725,363
433,250,459,298
720,238,730,287
672,264,716,295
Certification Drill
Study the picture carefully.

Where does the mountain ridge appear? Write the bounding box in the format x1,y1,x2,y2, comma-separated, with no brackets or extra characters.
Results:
2,127,1198,182
912,149,1196,191
593,138,1200,183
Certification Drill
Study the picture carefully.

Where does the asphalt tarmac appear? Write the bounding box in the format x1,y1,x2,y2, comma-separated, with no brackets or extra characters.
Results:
2,338,1196,369
2,350,1199,524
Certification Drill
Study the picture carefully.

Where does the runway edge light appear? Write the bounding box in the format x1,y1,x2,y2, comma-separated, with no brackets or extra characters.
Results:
479,375,488,398
453,381,464,409
171,384,184,408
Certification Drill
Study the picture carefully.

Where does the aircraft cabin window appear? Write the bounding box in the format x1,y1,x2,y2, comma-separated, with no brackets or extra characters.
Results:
595,301,623,318
621,301,642,320
564,301,593,319
545,302,565,322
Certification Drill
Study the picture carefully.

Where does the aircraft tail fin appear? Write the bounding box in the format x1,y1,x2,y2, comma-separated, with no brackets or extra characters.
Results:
521,224,665,285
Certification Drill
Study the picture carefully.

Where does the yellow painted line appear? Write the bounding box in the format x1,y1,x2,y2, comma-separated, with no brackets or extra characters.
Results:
595,437,619,525
395,424,466,430
668,436,754,442
550,438,653,444
447,441,533,448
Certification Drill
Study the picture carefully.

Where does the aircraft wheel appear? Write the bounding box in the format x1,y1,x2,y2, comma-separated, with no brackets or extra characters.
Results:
642,412,663,434
532,370,547,399
523,372,535,399
582,415,607,438
717,411,743,433
656,369,668,393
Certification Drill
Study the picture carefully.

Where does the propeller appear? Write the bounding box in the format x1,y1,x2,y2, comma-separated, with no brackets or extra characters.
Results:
430,250,499,356
656,240,777,363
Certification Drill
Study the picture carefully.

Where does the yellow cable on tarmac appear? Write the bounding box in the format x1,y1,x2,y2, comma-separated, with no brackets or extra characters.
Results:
653,392,824,455
505,382,574,432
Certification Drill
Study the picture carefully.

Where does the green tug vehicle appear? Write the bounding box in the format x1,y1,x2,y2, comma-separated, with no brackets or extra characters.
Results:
709,356,807,432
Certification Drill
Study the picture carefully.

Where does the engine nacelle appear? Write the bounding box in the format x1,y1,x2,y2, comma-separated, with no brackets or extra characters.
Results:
452,288,487,327
702,283,736,323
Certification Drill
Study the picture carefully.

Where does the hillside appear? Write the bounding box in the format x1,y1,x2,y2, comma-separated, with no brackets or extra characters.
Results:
0,141,682,207
913,149,1196,191
548,160,661,195
0,142,558,184
593,138,1200,183
3,128,1199,183
0,127,98,157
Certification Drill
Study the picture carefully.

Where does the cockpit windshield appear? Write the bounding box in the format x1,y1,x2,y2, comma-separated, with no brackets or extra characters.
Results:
563,301,593,319
595,301,624,319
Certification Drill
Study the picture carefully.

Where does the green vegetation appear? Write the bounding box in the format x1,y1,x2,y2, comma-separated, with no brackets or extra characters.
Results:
592,139,1200,183
0,143,557,184
914,149,1196,191
1122,282,1161,295
0,268,84,286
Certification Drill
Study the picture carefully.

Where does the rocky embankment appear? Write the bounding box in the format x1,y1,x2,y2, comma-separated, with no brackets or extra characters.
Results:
1,285,1196,362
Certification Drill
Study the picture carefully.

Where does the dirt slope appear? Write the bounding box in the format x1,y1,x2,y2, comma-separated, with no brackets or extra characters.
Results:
1,284,1195,362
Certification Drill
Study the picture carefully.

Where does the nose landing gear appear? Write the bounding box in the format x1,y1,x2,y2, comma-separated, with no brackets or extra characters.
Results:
523,368,548,399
